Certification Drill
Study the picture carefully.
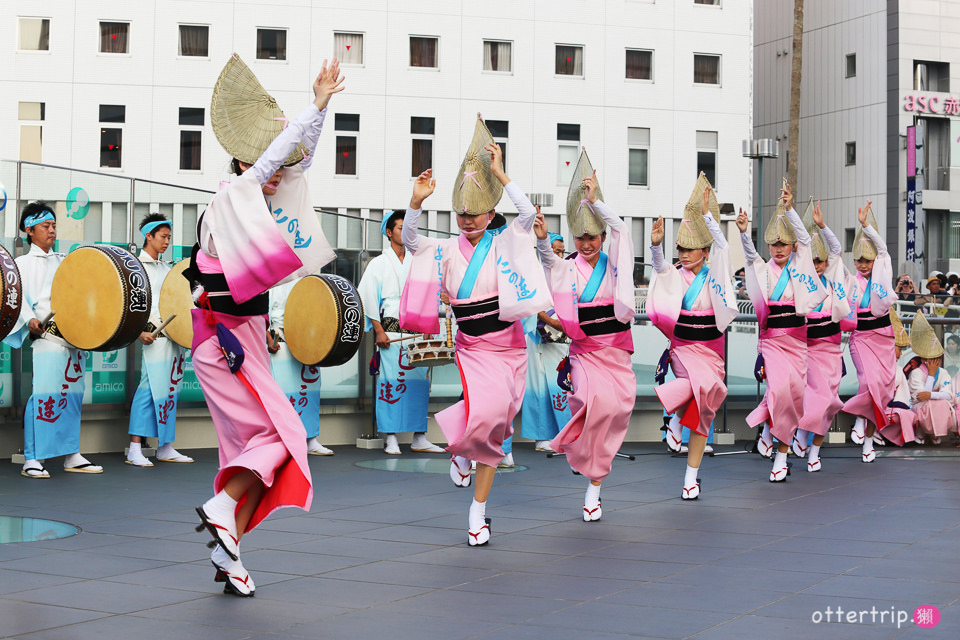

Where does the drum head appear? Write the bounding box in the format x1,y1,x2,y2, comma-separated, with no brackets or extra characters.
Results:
285,276,339,365
51,247,126,350
159,259,194,348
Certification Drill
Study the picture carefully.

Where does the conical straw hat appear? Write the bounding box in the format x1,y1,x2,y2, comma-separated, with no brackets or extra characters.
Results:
451,114,503,215
800,198,828,262
852,204,880,261
910,312,944,359
676,172,717,249
891,309,910,348
763,178,798,245
211,53,305,166
566,148,606,238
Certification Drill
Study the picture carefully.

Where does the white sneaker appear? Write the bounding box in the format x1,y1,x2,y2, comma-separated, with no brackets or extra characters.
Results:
126,449,154,467
307,439,334,456
498,453,515,469
535,440,555,452
384,434,401,455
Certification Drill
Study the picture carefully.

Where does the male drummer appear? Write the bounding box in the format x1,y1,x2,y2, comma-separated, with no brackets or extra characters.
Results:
267,279,334,456
4,202,102,478
126,214,193,466
357,211,443,455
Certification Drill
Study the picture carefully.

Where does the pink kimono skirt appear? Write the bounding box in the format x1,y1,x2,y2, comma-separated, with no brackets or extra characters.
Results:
192,312,312,532
842,315,898,440
746,324,807,444
798,316,844,436
915,401,957,438
656,336,725,438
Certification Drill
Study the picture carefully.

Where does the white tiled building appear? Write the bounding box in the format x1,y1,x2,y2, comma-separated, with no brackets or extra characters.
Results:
4,0,754,259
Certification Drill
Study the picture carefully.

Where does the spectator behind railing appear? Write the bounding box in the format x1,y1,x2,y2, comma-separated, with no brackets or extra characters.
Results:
895,274,917,301
944,333,960,376
914,276,957,340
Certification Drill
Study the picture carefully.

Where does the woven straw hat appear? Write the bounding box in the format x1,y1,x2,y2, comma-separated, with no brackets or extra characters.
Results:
891,309,910,348
566,149,605,238
451,114,503,216
763,178,798,245
910,312,944,359
676,172,717,249
852,204,880,261
799,198,828,262
211,54,306,166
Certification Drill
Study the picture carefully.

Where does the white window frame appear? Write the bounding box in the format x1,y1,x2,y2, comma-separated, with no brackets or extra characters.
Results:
98,20,131,57
693,53,721,86
625,48,654,82
627,127,650,188
99,104,126,171
555,43,585,78
256,27,288,62
409,35,440,71
334,31,364,66
17,17,51,53
177,23,210,59
18,102,45,163
482,39,513,74
334,114,360,179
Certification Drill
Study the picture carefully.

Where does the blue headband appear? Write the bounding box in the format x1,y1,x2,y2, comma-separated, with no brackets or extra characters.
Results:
549,233,564,245
380,216,390,237
140,220,171,238
23,210,55,228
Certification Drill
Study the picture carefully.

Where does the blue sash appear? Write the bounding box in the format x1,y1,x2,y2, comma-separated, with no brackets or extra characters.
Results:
770,258,792,302
813,275,827,312
681,265,710,311
579,252,608,303
859,278,872,309
456,232,493,300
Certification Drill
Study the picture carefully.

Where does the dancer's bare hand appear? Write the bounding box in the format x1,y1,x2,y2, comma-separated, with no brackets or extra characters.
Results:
858,200,872,226
781,182,793,211
484,143,508,185
702,184,713,217
812,201,825,228
411,169,436,209
313,58,345,111
736,208,749,233
651,216,664,246
139,331,155,346
583,171,599,204
534,211,549,240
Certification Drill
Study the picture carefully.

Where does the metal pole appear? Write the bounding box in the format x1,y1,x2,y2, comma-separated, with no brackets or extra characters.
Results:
757,159,764,261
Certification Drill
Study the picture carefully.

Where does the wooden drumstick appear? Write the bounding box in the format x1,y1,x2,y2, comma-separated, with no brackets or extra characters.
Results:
38,311,56,330
151,314,177,338
385,334,422,345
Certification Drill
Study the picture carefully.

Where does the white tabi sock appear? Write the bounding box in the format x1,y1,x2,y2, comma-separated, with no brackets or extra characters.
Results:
585,482,601,509
453,455,471,474
773,450,788,471
761,423,773,446
668,414,682,436
204,490,239,531
862,438,874,455
469,499,487,531
129,441,141,453
684,464,699,488
808,444,821,462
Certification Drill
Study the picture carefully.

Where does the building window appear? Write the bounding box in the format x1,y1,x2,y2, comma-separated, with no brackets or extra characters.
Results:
411,116,434,177
256,28,286,61
18,102,45,163
18,17,50,51
555,44,584,76
845,53,856,78
694,0,720,5
913,60,950,92
845,141,856,166
99,105,125,169
483,40,512,73
334,32,363,65
410,36,438,68
179,108,204,171
99,22,129,54
628,127,650,187
626,49,653,81
844,228,855,252
557,123,580,185
335,113,359,176
486,120,509,172
178,25,209,57
694,54,720,85
696,130,718,187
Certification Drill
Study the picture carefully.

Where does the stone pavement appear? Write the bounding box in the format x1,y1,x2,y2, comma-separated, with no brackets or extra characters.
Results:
0,443,957,639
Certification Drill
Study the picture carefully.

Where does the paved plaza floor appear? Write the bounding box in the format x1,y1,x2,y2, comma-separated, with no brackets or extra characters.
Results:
0,442,957,639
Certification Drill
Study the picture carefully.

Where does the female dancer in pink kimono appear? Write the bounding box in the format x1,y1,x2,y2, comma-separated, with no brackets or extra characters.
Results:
840,202,898,462
400,126,550,545
647,177,736,499
535,172,636,520
792,202,852,472
739,183,826,482
908,313,957,444
192,57,342,596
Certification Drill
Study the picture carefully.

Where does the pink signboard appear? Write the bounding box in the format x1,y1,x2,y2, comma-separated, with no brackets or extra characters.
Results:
907,126,916,178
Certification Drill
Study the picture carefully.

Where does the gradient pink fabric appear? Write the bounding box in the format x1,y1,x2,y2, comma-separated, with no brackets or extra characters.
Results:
842,321,896,435
799,314,844,437
746,324,807,444
656,338,725,437
551,348,635,482
191,314,311,532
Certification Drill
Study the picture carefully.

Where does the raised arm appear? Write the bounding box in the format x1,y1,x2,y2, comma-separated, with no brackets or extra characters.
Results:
533,211,560,268
403,169,436,254
736,208,759,264
650,216,668,273
703,213,727,250
784,207,811,245
858,201,888,254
